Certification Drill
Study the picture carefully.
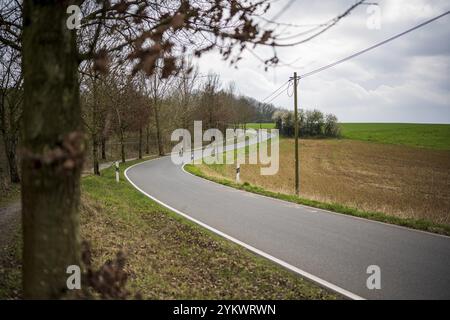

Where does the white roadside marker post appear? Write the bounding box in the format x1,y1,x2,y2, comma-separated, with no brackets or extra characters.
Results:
115,161,119,182
236,163,240,183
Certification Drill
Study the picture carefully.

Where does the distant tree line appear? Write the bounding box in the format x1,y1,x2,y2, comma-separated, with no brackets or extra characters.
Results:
79,61,278,174
272,109,341,138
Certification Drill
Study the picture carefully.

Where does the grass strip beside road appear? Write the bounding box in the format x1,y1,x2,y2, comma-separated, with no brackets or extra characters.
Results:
184,164,450,237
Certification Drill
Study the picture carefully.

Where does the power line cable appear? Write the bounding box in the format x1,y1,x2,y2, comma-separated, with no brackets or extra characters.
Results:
286,80,294,97
298,10,450,79
274,1,369,42
258,16,327,29
261,80,290,102
274,0,367,47
265,80,292,104
266,0,296,24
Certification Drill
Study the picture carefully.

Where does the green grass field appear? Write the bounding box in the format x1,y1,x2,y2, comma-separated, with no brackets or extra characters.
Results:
246,122,450,150
245,122,276,129
340,123,450,150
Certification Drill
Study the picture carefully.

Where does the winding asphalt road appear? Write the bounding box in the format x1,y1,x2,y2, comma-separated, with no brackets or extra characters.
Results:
125,139,450,300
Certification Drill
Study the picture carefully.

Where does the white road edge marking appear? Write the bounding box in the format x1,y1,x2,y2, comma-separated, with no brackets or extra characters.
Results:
124,158,365,300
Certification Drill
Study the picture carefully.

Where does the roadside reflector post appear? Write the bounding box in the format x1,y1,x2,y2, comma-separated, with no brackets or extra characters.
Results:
236,163,240,183
115,161,119,182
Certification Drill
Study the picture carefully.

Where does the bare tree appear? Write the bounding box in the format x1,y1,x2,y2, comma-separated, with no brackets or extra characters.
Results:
0,46,22,183
80,67,112,175
143,64,174,156
201,73,221,129
174,59,199,130
111,76,133,163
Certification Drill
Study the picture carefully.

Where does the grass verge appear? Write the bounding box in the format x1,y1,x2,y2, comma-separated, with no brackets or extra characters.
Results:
184,164,450,237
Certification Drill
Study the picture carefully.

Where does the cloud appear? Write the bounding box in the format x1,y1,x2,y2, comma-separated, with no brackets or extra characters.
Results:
196,0,450,123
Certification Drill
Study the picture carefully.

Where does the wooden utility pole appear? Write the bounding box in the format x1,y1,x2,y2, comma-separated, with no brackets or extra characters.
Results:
293,72,299,194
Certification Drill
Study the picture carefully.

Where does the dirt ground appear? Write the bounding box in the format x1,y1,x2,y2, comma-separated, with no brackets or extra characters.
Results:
200,138,450,225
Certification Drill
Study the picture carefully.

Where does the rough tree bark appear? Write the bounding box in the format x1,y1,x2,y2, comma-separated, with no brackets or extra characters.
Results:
21,0,82,299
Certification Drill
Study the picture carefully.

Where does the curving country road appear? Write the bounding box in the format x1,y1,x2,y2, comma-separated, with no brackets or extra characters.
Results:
125,140,450,300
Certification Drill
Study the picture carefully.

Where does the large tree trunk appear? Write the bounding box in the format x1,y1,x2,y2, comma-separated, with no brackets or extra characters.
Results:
154,104,164,156
3,134,20,183
21,0,82,299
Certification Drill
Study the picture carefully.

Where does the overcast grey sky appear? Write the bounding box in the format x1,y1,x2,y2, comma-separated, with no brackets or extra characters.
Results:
198,0,450,123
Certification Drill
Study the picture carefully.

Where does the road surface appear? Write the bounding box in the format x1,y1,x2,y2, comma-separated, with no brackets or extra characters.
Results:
125,140,450,300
